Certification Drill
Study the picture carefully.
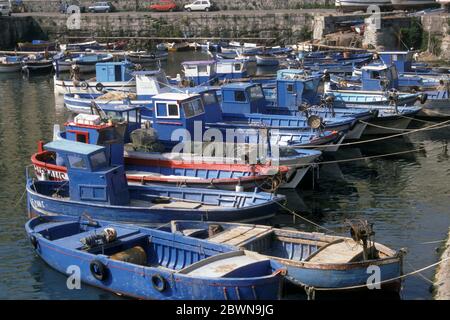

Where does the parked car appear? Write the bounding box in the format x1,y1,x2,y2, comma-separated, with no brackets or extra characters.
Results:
61,1,87,13
88,1,115,13
184,0,216,12
149,0,177,12
0,3,12,16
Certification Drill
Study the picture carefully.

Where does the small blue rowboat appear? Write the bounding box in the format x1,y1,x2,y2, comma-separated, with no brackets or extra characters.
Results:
26,215,286,300
27,140,286,226
167,221,405,294
53,53,114,73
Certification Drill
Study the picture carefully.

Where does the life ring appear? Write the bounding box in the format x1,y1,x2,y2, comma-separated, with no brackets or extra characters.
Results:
30,235,38,249
151,274,166,292
95,83,104,92
80,81,89,90
90,260,107,281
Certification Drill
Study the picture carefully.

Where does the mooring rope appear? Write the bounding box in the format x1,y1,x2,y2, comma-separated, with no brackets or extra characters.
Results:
275,200,340,235
284,119,450,150
312,256,450,292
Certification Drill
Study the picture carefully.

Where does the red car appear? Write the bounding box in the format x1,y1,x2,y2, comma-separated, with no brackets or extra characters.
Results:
149,0,177,12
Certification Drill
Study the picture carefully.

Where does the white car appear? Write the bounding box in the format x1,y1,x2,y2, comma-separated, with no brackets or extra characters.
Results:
0,3,12,16
184,0,215,12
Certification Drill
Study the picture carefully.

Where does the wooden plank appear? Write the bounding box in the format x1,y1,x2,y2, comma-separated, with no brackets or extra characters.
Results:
307,240,364,264
162,201,202,209
209,226,270,246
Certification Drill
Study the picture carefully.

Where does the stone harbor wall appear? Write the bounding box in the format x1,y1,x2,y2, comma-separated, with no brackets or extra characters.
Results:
17,0,333,13
29,11,317,45
0,16,46,49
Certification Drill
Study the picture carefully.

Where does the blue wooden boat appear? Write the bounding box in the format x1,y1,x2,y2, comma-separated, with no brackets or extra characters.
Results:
167,220,405,293
55,61,137,95
56,95,322,190
256,54,284,67
60,40,102,52
63,70,170,112
31,114,290,191
27,140,286,226
26,215,286,300
324,65,426,107
53,53,114,73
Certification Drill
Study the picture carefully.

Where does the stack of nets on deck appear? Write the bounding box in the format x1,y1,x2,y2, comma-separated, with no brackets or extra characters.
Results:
129,128,165,153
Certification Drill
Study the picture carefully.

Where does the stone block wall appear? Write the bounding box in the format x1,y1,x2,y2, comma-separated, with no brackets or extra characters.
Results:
29,10,316,45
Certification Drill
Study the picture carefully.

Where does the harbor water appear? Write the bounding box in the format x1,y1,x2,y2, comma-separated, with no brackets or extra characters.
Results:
0,52,449,300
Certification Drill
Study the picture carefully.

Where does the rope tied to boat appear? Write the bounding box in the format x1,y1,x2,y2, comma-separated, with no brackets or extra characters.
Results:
312,256,450,292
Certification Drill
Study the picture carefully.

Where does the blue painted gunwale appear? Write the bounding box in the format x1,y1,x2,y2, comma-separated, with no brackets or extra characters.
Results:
26,179,285,226
25,216,285,300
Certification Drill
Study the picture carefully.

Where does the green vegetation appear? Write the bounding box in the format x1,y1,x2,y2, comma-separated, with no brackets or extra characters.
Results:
399,18,424,51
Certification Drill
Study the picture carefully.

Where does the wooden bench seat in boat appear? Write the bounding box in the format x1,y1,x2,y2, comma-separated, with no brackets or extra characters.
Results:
305,239,364,264
208,226,272,247
178,251,269,278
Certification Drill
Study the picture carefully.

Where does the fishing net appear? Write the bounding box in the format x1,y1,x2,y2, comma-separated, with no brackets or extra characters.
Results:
96,92,137,101
130,128,165,152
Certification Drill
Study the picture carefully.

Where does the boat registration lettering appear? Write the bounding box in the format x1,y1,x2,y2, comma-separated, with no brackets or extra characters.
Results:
30,199,45,209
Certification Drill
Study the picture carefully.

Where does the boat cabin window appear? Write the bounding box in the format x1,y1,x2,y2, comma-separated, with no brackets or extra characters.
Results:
234,90,247,102
156,73,169,89
182,98,205,118
67,154,87,170
287,84,294,93
371,71,381,80
67,130,89,143
90,151,107,170
198,65,208,74
155,102,180,119
202,92,217,105
234,63,242,72
248,85,264,101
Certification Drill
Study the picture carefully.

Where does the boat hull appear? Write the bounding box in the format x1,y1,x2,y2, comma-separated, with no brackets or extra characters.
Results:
419,98,450,118
54,78,136,95
26,181,282,226
0,63,22,73
26,217,284,300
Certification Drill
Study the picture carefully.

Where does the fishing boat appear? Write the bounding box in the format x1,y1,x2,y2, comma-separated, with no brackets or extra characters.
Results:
54,61,136,95
26,215,286,300
167,42,191,52
62,69,170,111
17,40,57,52
324,65,427,106
256,54,287,67
167,220,405,293
53,53,114,73
22,55,54,75
26,140,286,226
59,40,102,52
125,51,168,64
31,113,290,191
206,83,351,148
0,56,23,73
390,0,438,9
52,98,321,190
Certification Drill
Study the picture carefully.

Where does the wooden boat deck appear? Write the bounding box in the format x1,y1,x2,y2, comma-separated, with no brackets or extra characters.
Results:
208,226,272,247
306,239,364,264
130,199,216,210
